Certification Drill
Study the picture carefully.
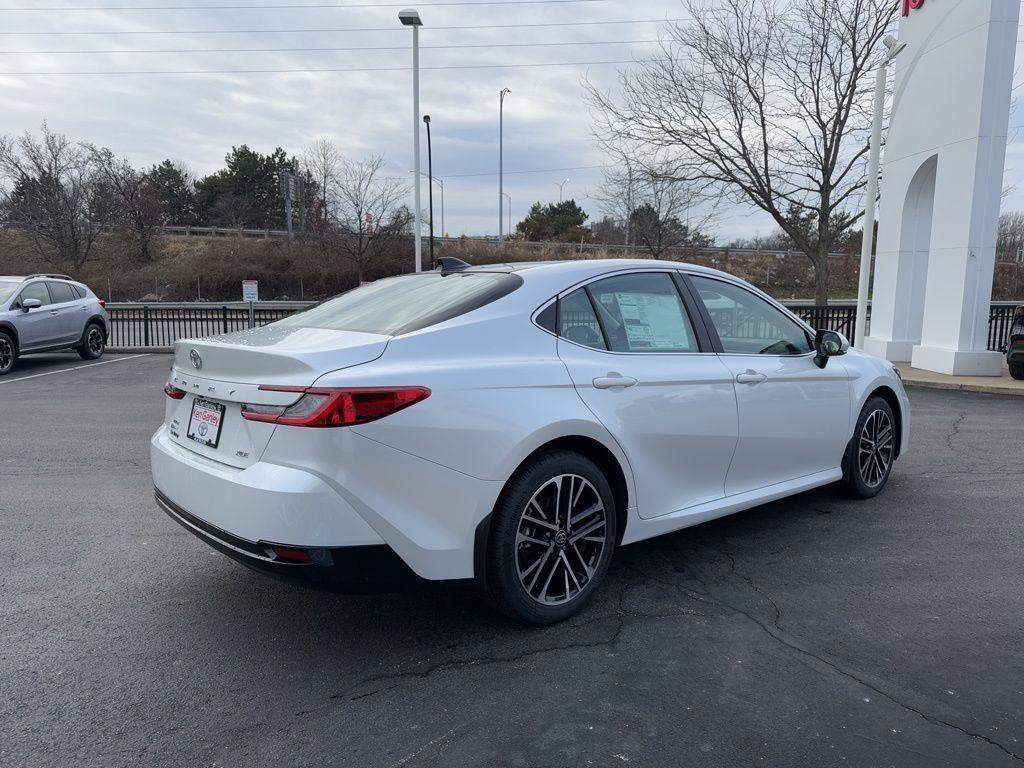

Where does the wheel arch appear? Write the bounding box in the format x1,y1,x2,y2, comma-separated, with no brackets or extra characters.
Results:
0,321,18,351
84,314,108,341
866,385,903,460
474,433,633,586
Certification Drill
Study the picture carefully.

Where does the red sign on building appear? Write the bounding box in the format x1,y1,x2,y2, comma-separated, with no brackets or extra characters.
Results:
903,0,925,16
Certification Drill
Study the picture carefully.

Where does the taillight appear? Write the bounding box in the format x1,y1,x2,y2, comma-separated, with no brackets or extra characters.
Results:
241,386,430,428
98,299,106,308
164,380,186,400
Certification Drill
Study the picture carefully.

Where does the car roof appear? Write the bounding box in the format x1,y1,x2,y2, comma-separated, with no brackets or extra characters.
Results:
447,258,747,299
457,258,736,280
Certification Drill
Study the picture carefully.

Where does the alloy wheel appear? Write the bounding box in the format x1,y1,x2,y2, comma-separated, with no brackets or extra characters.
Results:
858,409,894,488
87,327,104,355
0,337,12,372
515,473,607,606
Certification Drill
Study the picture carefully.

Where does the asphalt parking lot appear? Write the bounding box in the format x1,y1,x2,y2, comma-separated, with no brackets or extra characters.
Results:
2,353,1023,768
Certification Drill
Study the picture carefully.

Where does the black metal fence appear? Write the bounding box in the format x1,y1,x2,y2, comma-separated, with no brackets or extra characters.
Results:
107,300,1020,352
107,303,305,348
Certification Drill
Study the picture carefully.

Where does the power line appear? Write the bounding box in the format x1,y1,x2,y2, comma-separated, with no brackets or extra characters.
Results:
0,0,607,10
0,38,657,54
0,57,655,75
0,17,685,35
444,164,604,178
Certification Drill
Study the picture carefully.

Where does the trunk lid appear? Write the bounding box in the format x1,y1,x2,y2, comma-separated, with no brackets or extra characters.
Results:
172,324,390,387
165,324,389,468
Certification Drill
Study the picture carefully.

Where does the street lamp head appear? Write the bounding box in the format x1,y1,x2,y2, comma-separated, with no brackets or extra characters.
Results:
399,9,422,26
423,114,430,123
500,87,511,100
883,35,907,60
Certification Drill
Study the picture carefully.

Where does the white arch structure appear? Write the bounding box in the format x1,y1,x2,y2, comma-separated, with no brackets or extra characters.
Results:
865,0,1020,375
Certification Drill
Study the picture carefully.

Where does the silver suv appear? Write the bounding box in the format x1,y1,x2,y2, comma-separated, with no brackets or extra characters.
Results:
0,274,110,375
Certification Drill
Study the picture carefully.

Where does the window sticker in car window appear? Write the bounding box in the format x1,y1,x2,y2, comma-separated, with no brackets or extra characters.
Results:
601,292,691,350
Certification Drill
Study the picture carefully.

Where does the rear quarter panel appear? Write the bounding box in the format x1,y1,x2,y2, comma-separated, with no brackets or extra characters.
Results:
318,310,636,492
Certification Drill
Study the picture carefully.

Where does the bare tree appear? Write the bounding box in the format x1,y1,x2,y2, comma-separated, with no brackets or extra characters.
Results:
302,137,343,235
330,155,411,282
600,160,717,258
86,145,163,262
0,124,114,277
997,211,1024,263
588,0,898,303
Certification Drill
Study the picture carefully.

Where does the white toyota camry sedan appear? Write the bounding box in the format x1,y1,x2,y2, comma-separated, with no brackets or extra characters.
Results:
152,258,909,624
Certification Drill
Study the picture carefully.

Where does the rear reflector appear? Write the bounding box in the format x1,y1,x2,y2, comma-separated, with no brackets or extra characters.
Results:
164,380,186,400
241,386,430,428
266,545,312,563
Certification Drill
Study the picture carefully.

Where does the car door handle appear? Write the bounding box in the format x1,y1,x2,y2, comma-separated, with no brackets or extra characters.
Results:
593,374,638,390
49,310,59,316
735,371,767,385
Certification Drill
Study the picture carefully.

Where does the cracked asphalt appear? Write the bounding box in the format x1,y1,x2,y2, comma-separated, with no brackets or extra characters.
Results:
2,353,1023,767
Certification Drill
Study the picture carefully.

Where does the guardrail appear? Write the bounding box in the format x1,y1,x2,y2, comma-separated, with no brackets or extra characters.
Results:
106,300,1021,352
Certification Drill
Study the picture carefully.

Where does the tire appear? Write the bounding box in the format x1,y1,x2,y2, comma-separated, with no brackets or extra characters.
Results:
78,322,106,360
842,396,897,499
1010,362,1024,381
0,331,16,376
481,450,618,625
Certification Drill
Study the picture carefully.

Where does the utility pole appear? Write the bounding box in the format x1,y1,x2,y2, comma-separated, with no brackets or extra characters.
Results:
499,87,510,242
400,9,424,271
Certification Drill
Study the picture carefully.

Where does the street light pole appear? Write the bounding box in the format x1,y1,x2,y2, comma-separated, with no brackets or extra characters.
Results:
499,87,510,242
557,177,568,202
423,114,435,270
855,35,906,348
400,9,423,272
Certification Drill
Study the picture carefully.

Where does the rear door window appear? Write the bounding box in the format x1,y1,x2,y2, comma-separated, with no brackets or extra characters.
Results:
47,281,76,304
586,273,698,353
277,271,523,336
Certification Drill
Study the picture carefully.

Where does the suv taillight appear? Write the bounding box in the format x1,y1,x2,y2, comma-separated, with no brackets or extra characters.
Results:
241,386,430,428
98,299,106,308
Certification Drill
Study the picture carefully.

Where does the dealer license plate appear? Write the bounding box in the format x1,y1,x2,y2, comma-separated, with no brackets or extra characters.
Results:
187,398,226,448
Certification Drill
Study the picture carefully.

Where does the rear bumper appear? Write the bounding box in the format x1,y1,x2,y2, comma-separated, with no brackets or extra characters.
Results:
150,424,504,581
156,490,421,593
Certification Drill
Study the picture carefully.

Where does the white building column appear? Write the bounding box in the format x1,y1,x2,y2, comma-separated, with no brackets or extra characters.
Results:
865,0,1019,376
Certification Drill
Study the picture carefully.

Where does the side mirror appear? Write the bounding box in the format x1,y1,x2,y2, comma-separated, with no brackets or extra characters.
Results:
814,330,850,369
21,298,42,312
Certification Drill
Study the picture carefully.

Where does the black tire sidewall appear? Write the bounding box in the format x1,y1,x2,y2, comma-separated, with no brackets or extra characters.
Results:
1010,362,1024,381
485,450,618,625
843,396,896,499
78,323,105,360
0,332,15,375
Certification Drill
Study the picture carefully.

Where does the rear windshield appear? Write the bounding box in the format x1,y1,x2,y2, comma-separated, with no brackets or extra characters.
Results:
0,281,20,304
276,271,523,336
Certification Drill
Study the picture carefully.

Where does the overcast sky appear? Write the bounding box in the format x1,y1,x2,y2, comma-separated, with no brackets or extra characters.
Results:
1,0,1023,240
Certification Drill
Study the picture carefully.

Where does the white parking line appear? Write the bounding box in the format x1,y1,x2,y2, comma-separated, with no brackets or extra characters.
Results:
0,354,151,385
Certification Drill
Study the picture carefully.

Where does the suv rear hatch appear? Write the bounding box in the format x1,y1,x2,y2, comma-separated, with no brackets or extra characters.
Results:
165,325,389,468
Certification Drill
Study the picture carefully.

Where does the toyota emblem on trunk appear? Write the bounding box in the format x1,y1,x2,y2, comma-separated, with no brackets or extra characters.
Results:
189,349,202,370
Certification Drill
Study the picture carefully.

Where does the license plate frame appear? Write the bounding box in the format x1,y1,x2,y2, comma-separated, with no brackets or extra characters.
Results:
187,397,226,449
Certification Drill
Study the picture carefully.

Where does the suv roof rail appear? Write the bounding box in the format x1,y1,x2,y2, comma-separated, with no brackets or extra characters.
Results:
25,273,74,281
